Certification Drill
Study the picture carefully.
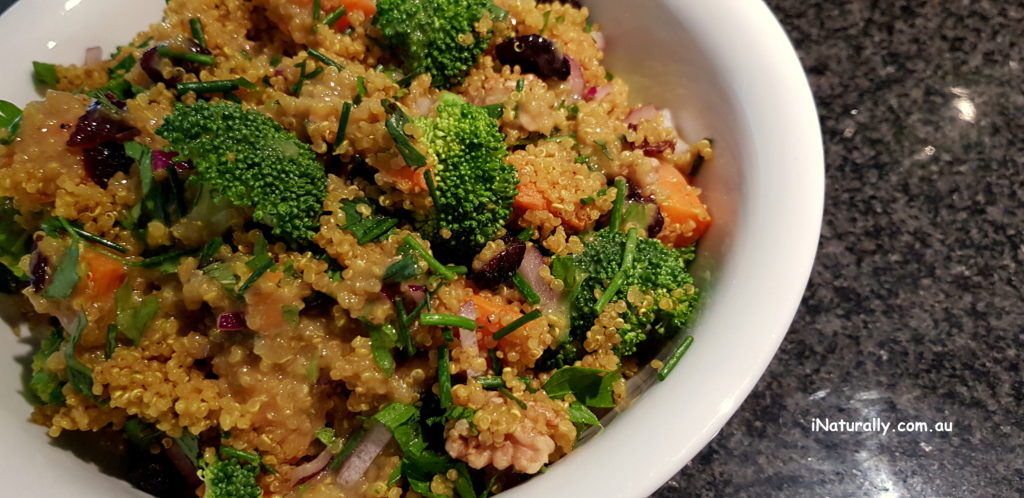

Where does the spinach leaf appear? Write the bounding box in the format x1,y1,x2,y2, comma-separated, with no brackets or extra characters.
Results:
64,314,98,401
43,240,80,298
0,100,22,145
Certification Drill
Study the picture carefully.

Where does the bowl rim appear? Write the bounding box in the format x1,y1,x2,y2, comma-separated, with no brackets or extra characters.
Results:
0,0,824,496
502,0,824,496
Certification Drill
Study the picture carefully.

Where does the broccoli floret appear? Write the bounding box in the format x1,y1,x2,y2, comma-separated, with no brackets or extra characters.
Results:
156,101,326,242
202,455,261,498
413,93,517,260
553,228,699,356
374,0,504,89
536,341,581,371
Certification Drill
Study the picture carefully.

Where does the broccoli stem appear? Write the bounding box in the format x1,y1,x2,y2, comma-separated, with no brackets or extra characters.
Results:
419,313,476,330
594,227,639,314
609,177,627,232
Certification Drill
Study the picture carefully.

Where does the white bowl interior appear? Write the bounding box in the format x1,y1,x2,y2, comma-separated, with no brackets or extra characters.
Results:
0,0,824,496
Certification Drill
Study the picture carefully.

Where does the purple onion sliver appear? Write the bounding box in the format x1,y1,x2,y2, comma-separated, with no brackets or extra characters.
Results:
151,150,178,171
217,311,246,331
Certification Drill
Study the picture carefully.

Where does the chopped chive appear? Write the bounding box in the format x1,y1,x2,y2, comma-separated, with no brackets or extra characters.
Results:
594,139,614,159
658,335,694,381
511,273,540,306
594,227,638,314
356,76,367,96
136,37,154,49
238,258,274,294
323,5,347,26
580,196,595,205
475,376,504,390
136,249,191,268
540,11,552,36
517,227,534,242
156,46,215,66
219,447,260,464
438,345,452,408
333,102,351,153
489,349,502,374
105,324,117,359
491,309,542,341
312,0,321,21
50,218,129,253
609,177,627,232
402,235,455,281
419,313,476,330
575,156,590,164
307,48,344,70
176,79,240,95
189,18,207,48
498,386,528,410
515,79,524,93
442,326,454,343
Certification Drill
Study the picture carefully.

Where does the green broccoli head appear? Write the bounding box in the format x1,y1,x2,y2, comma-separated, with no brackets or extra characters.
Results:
554,228,700,356
156,101,327,242
202,455,261,498
374,0,503,89
416,93,517,261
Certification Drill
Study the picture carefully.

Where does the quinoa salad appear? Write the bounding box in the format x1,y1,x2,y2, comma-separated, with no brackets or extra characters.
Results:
0,0,712,496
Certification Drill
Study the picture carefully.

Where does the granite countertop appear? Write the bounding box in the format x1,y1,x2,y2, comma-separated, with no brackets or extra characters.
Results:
655,0,1024,496
1,0,1020,496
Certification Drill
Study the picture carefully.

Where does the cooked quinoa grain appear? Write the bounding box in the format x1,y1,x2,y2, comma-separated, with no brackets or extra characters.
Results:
1,0,712,495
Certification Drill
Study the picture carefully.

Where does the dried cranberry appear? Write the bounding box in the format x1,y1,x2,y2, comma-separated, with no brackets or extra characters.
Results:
626,180,655,203
636,140,674,157
140,46,177,87
67,101,136,148
537,0,582,7
471,241,526,289
82,142,133,188
648,205,665,238
29,252,48,293
495,35,570,80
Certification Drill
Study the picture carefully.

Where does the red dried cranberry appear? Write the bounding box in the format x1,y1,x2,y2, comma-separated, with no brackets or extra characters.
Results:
495,35,570,80
82,142,133,188
471,241,526,289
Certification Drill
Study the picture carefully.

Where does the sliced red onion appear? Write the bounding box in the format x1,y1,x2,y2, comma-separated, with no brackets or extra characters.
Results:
591,31,606,51
85,46,103,65
518,246,559,307
584,83,613,102
400,283,426,306
566,55,585,97
217,312,246,331
337,423,392,486
166,441,203,491
625,105,659,126
151,150,178,171
288,448,333,488
457,299,482,375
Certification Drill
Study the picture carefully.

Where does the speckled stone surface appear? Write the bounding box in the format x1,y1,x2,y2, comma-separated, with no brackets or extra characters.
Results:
652,1,1024,496
1,0,1021,496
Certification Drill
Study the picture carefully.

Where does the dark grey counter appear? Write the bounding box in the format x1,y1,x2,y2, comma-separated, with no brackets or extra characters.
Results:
655,0,1024,496
1,0,1020,496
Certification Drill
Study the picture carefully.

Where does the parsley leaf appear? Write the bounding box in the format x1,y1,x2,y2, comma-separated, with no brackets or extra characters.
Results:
542,366,620,408
32,61,59,87
368,322,398,377
0,100,22,145
43,240,80,299
383,251,421,284
115,282,160,345
64,314,98,401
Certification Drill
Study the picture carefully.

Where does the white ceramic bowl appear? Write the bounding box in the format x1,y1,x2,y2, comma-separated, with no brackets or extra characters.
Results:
0,0,823,496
